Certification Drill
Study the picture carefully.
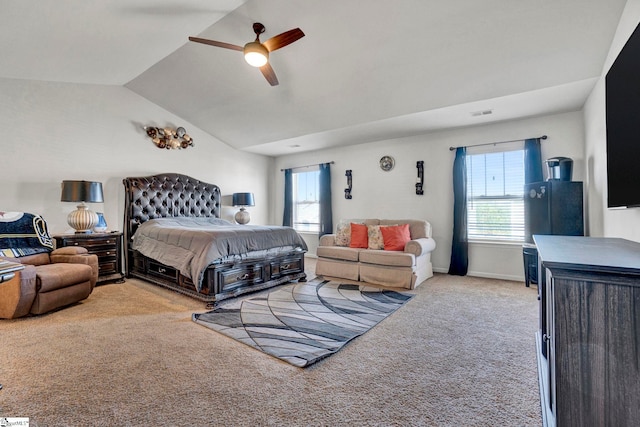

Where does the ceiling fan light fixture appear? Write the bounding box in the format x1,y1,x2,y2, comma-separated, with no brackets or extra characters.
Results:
244,42,269,67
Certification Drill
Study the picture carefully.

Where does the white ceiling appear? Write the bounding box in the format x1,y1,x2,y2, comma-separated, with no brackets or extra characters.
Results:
0,0,627,156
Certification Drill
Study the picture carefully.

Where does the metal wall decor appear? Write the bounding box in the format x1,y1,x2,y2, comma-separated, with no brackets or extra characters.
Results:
416,161,424,195
345,170,352,199
379,155,395,171
144,126,194,149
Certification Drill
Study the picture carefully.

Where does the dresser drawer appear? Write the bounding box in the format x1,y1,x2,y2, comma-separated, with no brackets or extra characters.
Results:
270,256,303,278
216,264,266,293
147,260,179,281
64,237,119,249
91,248,118,260
99,259,119,276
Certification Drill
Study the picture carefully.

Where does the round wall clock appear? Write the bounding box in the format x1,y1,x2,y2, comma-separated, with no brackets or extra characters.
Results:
379,155,395,171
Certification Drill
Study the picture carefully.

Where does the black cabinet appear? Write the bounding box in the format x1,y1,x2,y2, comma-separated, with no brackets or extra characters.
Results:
524,181,584,243
534,236,640,427
522,243,538,287
523,181,583,285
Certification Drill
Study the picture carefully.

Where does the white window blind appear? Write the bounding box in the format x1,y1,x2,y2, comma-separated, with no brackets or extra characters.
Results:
292,168,320,232
466,149,525,241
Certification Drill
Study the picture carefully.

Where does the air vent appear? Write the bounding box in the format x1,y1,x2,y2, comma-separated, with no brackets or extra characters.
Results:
471,109,493,117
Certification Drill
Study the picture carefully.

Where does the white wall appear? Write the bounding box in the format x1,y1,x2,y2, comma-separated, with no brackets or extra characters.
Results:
584,0,640,242
0,78,273,235
273,111,585,280
3,57,613,281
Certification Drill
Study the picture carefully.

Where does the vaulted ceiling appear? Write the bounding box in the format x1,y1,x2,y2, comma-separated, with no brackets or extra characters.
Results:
0,0,627,156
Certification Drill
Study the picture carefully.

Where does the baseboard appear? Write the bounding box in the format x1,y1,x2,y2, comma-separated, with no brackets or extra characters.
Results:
432,267,525,282
467,271,525,282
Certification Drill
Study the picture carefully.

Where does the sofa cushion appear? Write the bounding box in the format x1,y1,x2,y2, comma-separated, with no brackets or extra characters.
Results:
316,245,361,262
349,223,369,248
367,225,384,250
315,257,360,281
359,250,414,267
381,224,411,251
334,221,351,247
379,219,429,239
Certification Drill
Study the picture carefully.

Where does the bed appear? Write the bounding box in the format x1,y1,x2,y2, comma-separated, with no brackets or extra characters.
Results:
123,173,307,306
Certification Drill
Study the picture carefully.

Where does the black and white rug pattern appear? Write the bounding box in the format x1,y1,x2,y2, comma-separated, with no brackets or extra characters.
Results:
192,279,414,367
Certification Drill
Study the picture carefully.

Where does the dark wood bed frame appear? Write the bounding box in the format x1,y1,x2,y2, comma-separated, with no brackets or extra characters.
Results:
122,173,306,306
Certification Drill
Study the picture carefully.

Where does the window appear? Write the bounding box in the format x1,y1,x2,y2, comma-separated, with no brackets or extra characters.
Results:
292,168,320,232
466,149,525,242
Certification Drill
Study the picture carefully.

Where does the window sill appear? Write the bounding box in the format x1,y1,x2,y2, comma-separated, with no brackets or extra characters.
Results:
468,239,525,247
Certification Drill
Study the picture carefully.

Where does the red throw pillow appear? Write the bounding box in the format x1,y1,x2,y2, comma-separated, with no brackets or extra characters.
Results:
381,224,411,251
349,223,369,248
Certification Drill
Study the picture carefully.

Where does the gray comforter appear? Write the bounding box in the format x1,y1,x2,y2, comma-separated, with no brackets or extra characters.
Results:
131,217,307,291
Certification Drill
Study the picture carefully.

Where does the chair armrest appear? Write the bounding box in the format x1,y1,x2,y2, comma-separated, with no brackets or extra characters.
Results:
319,234,337,246
51,246,89,256
404,237,437,257
0,264,37,319
50,251,99,289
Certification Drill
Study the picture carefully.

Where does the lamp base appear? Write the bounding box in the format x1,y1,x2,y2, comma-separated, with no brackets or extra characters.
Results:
235,208,251,225
67,203,98,233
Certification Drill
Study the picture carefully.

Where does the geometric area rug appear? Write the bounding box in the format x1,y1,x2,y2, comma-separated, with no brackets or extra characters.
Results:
192,279,414,367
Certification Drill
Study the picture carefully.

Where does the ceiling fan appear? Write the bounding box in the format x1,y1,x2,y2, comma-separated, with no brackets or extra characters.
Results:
189,22,305,86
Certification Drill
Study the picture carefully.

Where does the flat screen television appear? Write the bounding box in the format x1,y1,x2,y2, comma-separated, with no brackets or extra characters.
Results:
605,21,640,208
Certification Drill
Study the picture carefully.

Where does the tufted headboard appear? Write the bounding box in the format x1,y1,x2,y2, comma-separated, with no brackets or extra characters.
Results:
122,173,221,256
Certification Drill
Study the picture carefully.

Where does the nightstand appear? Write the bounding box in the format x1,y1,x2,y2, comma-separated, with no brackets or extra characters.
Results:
54,232,124,284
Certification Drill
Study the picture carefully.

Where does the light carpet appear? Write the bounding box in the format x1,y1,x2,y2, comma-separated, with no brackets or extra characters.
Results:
0,273,542,426
193,279,414,367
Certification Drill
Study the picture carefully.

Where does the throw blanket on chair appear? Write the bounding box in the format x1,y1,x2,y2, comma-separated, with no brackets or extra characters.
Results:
0,212,54,257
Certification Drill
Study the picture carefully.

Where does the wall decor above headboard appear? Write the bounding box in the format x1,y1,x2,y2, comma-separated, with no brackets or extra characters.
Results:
143,126,194,149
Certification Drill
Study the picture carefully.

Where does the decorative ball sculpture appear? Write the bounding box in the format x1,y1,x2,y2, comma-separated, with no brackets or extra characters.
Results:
144,126,194,150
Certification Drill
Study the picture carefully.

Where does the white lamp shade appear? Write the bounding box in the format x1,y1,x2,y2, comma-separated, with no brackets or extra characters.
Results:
244,42,268,67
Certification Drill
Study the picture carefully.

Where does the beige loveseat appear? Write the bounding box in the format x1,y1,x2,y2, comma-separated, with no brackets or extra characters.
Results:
315,219,436,289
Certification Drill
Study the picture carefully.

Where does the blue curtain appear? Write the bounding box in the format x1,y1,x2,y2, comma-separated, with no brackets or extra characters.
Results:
282,168,293,227
524,138,543,184
318,163,333,237
448,147,468,276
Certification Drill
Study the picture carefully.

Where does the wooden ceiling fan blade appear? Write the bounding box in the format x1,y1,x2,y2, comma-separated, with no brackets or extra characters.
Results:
260,63,279,86
188,37,243,51
262,28,305,52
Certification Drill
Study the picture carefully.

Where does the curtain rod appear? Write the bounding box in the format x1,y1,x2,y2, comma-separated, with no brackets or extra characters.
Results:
280,161,334,172
449,135,547,151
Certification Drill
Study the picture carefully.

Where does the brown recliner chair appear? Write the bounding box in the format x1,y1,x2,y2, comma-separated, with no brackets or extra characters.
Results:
0,247,98,319
0,212,99,319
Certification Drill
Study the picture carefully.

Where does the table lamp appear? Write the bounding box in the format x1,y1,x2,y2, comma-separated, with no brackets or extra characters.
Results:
61,180,104,233
232,192,255,225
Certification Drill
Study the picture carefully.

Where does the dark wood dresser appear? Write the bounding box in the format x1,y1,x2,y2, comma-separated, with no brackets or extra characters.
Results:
54,232,125,284
534,235,640,427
